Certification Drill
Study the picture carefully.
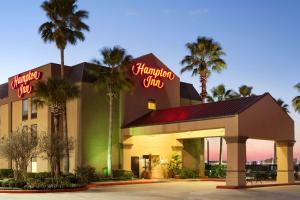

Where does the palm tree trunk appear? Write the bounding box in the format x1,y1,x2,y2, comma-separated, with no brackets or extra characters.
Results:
219,137,223,166
63,110,69,174
207,139,210,165
200,73,208,103
53,114,60,177
107,91,113,176
60,48,64,78
60,48,70,174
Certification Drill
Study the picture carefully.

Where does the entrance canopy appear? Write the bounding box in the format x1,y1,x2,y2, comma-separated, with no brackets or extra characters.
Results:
123,93,294,141
122,93,294,187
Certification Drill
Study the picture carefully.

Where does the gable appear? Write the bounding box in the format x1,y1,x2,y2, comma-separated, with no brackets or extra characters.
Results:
238,94,294,141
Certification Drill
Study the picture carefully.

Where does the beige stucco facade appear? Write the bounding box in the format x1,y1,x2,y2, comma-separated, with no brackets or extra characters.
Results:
0,53,295,188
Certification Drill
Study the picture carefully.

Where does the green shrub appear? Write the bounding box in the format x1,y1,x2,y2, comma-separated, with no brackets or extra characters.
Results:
24,179,82,190
62,174,81,184
166,154,182,178
178,168,198,179
24,176,84,190
112,170,134,179
0,179,26,188
0,169,14,179
208,165,227,178
0,180,10,187
26,172,52,181
75,166,99,183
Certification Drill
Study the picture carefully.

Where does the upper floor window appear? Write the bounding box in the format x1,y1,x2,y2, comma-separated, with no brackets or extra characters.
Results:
148,99,157,110
22,99,28,121
31,98,37,119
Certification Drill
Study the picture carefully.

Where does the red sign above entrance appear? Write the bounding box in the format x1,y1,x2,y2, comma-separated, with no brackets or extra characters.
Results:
131,63,175,89
11,71,42,98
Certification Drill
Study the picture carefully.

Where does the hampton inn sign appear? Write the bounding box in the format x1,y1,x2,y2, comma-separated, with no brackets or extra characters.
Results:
10,70,42,98
131,62,175,89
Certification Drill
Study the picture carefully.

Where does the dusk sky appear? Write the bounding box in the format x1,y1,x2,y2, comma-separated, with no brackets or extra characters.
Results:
0,0,299,161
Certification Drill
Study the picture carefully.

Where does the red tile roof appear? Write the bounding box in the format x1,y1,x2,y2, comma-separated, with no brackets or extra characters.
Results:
124,93,268,128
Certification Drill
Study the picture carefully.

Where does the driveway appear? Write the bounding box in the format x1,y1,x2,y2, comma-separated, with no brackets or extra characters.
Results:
0,181,300,200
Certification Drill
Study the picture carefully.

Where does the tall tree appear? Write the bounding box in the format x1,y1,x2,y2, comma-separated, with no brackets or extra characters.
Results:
91,46,133,176
34,78,79,176
276,98,289,113
206,84,237,166
0,127,38,181
181,36,227,103
39,0,89,77
238,85,253,97
39,0,89,173
292,83,300,113
206,84,238,102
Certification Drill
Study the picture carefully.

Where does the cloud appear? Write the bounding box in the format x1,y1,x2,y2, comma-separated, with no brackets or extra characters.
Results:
188,9,209,16
162,9,176,15
125,11,139,16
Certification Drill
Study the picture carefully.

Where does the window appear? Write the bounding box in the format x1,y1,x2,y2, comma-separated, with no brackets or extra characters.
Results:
31,157,37,173
22,99,28,121
31,124,37,137
148,99,157,110
31,98,37,119
30,124,38,172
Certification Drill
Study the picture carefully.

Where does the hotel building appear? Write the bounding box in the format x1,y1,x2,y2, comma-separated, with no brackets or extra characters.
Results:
0,53,295,187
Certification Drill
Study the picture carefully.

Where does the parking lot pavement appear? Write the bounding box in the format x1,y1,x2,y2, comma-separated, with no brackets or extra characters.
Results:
0,181,300,200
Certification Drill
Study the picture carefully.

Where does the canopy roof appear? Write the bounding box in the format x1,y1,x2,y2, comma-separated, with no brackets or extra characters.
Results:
125,93,268,128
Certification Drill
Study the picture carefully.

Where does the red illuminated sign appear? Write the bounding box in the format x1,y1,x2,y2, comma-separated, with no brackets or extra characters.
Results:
132,63,175,89
11,71,42,98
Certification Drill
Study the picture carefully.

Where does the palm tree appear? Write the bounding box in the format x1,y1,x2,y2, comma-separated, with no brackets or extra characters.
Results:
181,36,227,103
238,85,254,97
39,0,89,77
206,84,238,102
292,83,300,113
276,98,289,113
91,46,133,176
34,78,79,177
39,0,89,173
206,84,237,167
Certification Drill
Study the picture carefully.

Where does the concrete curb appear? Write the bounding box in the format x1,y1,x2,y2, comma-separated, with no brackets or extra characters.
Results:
0,186,88,193
0,180,164,193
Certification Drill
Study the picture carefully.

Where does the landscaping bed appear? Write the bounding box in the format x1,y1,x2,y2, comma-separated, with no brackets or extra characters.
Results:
0,167,135,192
0,172,86,191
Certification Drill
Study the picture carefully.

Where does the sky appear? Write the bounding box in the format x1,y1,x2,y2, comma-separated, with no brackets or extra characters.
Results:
0,0,300,161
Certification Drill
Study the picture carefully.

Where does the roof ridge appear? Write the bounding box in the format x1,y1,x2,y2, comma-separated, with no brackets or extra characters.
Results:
152,93,266,112
236,93,269,114
132,53,154,60
123,93,269,128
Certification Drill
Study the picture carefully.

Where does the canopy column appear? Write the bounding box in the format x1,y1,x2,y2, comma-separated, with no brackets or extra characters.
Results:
225,136,247,187
276,140,295,184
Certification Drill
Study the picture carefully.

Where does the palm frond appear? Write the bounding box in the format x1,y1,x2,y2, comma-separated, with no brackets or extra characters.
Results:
277,98,289,113
91,46,134,95
39,0,89,49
